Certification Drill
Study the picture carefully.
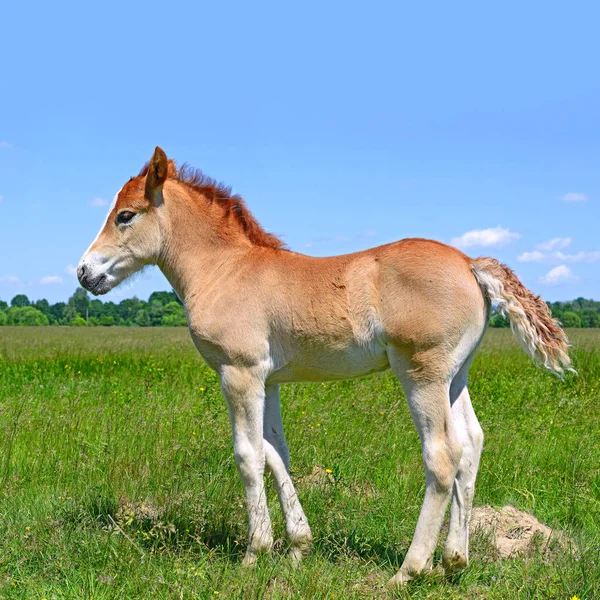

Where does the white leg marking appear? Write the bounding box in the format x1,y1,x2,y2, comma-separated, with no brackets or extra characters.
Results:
220,367,273,564
443,378,483,572
263,384,312,562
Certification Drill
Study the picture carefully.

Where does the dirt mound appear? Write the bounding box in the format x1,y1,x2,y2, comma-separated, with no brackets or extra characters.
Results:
299,465,336,487
471,505,564,558
115,500,164,525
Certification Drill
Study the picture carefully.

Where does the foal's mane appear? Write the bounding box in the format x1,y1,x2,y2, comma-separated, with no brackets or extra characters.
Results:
138,162,286,250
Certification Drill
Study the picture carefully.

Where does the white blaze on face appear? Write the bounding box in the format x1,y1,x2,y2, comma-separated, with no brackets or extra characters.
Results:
85,185,123,252
77,185,125,293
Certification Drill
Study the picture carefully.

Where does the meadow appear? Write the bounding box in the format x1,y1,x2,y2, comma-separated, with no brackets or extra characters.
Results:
0,327,598,599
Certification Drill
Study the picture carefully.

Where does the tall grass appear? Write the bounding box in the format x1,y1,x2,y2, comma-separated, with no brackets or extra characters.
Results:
0,327,598,599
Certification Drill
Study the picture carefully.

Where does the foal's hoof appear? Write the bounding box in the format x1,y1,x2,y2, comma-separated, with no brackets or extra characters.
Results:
442,550,468,574
242,551,259,567
387,569,414,587
286,522,312,566
288,540,312,566
242,539,273,567
288,546,305,566
388,565,444,587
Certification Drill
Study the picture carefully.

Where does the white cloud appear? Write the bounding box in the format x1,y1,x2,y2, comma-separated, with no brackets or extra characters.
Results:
0,275,21,284
536,237,571,251
0,141,13,149
89,197,109,207
518,250,545,263
538,265,579,286
521,249,600,264
555,250,600,263
40,276,63,285
560,192,587,202
65,264,78,276
451,226,521,250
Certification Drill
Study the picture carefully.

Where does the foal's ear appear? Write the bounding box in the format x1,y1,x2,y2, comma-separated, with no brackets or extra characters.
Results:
145,146,169,204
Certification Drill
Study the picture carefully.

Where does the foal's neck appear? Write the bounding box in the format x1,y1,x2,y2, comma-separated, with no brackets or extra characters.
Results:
156,185,255,304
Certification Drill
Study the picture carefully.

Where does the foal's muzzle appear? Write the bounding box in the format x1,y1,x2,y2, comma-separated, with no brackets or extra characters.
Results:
77,261,110,295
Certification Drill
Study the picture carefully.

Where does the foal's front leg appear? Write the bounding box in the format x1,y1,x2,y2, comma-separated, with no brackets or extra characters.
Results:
220,366,272,565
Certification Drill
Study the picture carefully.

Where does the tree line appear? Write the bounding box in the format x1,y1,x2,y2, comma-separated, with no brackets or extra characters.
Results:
0,289,599,328
0,289,187,326
490,297,600,328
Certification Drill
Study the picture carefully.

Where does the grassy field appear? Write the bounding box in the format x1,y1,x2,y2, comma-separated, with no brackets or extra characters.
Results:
0,327,598,599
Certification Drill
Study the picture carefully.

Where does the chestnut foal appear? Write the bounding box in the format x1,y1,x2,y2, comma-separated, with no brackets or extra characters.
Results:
78,147,571,585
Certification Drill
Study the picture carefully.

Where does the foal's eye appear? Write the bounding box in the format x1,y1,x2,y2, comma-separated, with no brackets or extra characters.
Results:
116,211,136,225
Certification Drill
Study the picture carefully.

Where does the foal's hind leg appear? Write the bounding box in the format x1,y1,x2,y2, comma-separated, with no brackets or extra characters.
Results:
442,372,483,573
388,354,463,586
263,384,312,563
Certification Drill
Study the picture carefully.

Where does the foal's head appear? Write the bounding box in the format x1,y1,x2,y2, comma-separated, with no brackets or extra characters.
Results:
78,146,284,295
77,147,172,295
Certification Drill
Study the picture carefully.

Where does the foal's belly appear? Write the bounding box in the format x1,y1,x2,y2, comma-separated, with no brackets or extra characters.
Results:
267,342,390,384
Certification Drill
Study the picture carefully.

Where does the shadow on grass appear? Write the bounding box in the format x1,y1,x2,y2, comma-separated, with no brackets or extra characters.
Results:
315,529,406,568
59,486,415,568
58,485,246,559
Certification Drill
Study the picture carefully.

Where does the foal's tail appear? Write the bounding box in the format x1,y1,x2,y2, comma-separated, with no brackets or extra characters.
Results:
470,257,572,377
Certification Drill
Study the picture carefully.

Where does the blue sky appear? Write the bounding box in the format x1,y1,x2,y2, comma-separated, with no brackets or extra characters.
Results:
1,1,598,305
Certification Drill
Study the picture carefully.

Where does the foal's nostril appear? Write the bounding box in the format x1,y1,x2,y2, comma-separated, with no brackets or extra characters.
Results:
78,264,88,285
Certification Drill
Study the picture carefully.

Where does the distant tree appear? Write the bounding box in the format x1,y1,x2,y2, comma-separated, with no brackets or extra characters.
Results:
102,302,119,325
33,299,54,323
149,290,182,306
136,309,151,327
70,316,88,327
88,299,105,320
161,302,187,326
548,302,562,320
0,300,8,312
148,300,165,325
117,297,143,325
579,308,597,328
49,302,69,325
490,313,510,328
560,311,581,328
34,298,50,313
7,306,49,326
68,288,90,321
11,294,30,307
99,315,115,326
0,310,6,326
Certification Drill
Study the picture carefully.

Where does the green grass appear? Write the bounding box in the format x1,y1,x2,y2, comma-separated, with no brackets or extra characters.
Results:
0,327,598,599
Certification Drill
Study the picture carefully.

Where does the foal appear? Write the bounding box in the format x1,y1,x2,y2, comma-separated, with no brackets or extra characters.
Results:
78,147,571,585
